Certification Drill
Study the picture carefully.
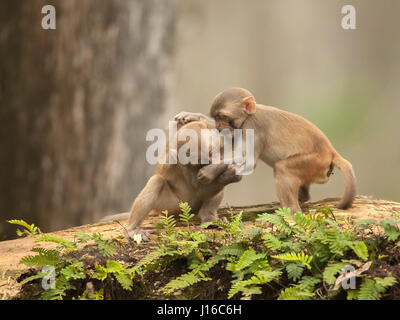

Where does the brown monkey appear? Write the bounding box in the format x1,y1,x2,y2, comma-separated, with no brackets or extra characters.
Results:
103,119,242,241
175,87,356,214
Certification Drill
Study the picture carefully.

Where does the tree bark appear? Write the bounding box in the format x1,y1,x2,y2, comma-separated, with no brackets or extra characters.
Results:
0,0,177,240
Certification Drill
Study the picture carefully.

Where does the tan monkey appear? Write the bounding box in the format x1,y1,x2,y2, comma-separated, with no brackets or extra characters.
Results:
103,119,242,241
175,87,356,214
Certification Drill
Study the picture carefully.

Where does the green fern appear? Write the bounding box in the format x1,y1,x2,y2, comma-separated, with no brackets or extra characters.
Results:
35,234,76,249
262,233,283,251
7,219,41,237
286,262,305,281
20,270,51,285
217,242,248,257
74,288,104,300
323,262,348,285
91,233,116,257
164,270,211,295
229,211,244,236
129,246,167,275
160,210,177,234
272,252,313,270
297,275,321,291
257,213,293,235
277,286,314,300
349,241,369,260
379,219,400,241
92,260,132,291
59,262,86,281
358,277,397,300
226,248,266,273
228,270,281,299
20,248,60,267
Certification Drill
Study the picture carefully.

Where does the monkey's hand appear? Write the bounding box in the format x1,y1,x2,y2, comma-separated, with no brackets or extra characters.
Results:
174,111,215,126
197,167,214,184
125,228,154,242
197,163,228,184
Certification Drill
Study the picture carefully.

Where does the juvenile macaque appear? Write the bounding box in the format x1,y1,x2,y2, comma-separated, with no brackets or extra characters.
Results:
175,87,356,214
104,119,242,241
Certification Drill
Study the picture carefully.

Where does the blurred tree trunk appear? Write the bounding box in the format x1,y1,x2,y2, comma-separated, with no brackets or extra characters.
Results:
0,0,177,240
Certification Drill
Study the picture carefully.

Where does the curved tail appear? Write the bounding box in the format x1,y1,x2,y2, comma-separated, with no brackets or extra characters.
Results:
100,212,130,222
332,152,356,209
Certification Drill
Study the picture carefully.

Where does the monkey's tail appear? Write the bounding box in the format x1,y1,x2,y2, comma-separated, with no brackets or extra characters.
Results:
99,212,130,222
332,152,356,209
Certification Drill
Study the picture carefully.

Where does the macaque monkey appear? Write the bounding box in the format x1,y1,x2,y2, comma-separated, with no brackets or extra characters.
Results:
103,119,242,241
175,87,356,214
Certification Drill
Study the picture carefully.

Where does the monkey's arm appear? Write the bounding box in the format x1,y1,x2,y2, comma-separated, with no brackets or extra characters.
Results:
174,111,216,128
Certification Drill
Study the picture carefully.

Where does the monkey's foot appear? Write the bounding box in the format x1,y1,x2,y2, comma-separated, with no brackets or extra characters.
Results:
125,229,154,242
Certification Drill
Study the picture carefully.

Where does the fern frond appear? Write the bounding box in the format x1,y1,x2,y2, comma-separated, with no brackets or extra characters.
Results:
229,211,243,235
257,213,293,235
323,262,348,285
129,247,166,275
60,262,86,280
35,234,76,249
20,248,60,267
379,220,400,241
357,277,396,300
164,269,211,295
245,227,264,240
91,233,116,257
358,279,380,300
20,271,49,285
226,248,266,273
286,262,305,281
217,242,248,257
160,210,177,234
349,241,369,260
7,219,41,236
277,286,314,300
228,270,281,299
114,273,133,291
297,275,321,291
262,233,282,251
272,252,313,270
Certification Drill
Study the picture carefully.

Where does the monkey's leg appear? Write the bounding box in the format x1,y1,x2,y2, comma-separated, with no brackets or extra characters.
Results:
275,152,331,213
197,163,229,184
126,175,169,241
198,191,224,224
298,185,311,203
274,161,302,214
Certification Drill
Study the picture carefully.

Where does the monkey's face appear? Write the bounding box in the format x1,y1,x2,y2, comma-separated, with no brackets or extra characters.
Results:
214,114,235,133
210,88,256,132
211,98,256,132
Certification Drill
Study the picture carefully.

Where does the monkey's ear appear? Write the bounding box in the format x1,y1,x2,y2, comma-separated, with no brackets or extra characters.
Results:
241,96,256,114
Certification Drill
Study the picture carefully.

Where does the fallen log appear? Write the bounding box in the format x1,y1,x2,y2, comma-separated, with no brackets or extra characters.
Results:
0,195,399,299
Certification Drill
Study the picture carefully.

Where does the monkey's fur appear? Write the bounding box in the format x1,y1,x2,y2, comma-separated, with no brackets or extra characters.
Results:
175,87,356,214
102,119,242,241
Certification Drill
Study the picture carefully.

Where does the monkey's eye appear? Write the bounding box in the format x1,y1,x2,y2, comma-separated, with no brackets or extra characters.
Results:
215,115,229,122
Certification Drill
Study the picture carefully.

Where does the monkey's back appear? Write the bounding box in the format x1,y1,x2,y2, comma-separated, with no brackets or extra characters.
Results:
251,105,336,164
